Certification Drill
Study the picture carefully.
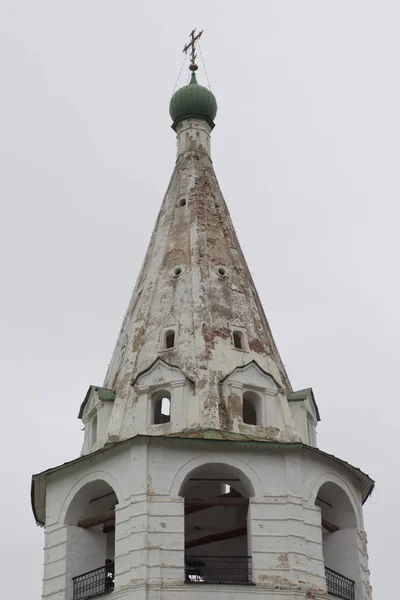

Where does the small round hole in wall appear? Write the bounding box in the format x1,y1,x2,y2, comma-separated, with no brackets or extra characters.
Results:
217,267,227,277
179,198,186,207
169,264,185,279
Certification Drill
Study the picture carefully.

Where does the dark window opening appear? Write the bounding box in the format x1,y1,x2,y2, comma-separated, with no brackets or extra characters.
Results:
152,390,171,424
165,330,175,349
242,400,257,425
233,331,244,349
242,391,260,425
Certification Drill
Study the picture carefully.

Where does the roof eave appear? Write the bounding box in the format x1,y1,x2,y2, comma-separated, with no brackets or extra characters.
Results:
30,437,132,526
31,433,374,526
303,444,375,504
78,385,115,420
287,387,321,422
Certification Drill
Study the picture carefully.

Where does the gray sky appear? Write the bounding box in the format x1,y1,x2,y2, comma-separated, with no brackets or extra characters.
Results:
0,2,397,598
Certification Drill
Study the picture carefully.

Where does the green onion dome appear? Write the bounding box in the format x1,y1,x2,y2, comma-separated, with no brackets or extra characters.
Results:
169,72,218,131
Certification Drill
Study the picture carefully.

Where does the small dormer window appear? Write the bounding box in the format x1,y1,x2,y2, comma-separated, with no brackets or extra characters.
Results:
91,414,98,445
230,318,248,352
233,331,244,349
165,330,175,349
152,390,171,424
160,316,178,352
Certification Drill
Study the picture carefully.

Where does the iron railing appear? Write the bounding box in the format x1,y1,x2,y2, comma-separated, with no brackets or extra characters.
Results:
185,555,252,584
72,563,114,599
325,566,355,600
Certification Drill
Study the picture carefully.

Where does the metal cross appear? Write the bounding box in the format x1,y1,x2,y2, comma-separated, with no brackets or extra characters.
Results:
183,29,203,69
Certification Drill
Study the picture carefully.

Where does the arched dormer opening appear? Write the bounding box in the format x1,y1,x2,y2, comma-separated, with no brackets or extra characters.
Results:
222,362,285,435
64,480,118,599
160,316,177,352
179,463,253,585
229,318,248,352
152,389,171,424
242,391,261,425
132,358,193,434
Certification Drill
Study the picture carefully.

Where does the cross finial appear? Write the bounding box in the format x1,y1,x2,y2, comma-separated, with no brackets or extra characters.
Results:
183,29,203,71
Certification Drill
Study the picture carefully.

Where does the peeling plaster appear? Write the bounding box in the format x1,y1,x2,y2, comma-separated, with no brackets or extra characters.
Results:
99,142,295,447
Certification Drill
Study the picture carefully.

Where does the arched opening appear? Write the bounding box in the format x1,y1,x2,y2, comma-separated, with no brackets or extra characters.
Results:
180,463,253,585
164,330,175,349
233,331,244,350
242,391,261,425
65,480,118,599
152,390,171,424
315,482,360,600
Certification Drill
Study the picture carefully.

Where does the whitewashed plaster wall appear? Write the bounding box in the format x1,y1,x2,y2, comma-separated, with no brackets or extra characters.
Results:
83,359,300,457
102,138,295,442
41,437,372,600
175,118,212,158
80,391,114,456
288,401,318,447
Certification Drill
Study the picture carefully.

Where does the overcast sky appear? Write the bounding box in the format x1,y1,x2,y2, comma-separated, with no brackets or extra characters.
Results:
0,2,397,598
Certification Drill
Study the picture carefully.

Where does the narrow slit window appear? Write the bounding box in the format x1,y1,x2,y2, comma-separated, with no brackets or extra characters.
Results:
233,331,244,349
91,414,98,445
165,330,175,349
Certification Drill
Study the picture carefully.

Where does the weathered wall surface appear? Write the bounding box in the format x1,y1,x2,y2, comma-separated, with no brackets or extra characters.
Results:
41,437,372,600
99,125,296,449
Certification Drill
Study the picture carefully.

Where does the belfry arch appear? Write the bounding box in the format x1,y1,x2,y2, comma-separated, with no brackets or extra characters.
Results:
315,481,362,600
179,463,254,584
64,480,118,599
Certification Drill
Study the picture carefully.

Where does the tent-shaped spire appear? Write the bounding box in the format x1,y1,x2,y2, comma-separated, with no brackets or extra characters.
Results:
95,66,298,447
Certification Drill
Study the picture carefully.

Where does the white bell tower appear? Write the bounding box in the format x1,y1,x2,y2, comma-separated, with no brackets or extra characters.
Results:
31,33,374,600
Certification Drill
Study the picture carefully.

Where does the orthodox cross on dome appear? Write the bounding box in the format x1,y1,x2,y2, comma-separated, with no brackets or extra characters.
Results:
183,28,203,71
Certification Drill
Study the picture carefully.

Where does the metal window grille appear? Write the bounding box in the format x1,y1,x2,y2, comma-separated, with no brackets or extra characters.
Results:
325,566,355,600
185,555,252,584
72,563,114,599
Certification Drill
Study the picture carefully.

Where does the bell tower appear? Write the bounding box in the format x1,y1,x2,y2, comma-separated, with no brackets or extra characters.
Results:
32,33,374,600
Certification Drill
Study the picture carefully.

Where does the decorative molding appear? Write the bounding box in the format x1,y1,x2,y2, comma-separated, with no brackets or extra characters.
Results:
168,452,263,497
163,314,176,328
230,316,245,329
58,470,127,525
